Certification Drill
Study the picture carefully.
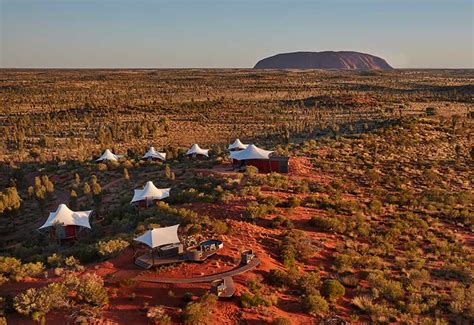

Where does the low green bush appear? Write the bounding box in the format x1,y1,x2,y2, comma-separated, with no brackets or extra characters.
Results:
320,279,345,302
301,293,329,316
96,239,129,258
182,293,217,325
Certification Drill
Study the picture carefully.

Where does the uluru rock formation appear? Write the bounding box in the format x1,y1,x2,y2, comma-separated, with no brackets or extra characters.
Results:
254,51,393,70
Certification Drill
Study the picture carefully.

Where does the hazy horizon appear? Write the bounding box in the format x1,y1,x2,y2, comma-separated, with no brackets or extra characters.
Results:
1,0,473,69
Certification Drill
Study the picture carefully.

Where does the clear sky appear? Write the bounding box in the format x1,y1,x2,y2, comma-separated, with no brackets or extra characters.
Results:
1,0,473,68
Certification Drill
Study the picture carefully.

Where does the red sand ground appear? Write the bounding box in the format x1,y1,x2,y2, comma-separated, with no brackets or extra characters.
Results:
3,158,362,324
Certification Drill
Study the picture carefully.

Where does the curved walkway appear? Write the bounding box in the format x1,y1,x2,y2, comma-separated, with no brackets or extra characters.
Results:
136,258,260,284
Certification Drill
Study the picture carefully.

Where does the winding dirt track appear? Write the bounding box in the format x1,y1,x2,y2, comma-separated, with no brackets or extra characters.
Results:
136,258,260,284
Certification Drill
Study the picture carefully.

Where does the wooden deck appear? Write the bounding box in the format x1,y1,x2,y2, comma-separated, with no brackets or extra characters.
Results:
137,257,260,283
134,254,185,269
134,249,220,269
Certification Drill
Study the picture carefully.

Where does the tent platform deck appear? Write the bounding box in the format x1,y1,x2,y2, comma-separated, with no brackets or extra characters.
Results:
134,254,185,269
134,249,220,269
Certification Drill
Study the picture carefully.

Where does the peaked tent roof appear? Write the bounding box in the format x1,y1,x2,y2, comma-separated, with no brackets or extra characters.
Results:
229,144,274,160
134,224,180,248
131,181,171,203
142,147,166,161
186,144,209,157
228,139,249,150
96,149,122,162
39,204,92,230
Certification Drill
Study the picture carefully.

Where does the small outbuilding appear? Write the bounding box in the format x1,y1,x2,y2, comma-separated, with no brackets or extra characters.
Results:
131,181,170,208
229,144,289,173
38,204,93,241
211,277,236,298
96,149,122,162
142,147,166,161
228,139,248,151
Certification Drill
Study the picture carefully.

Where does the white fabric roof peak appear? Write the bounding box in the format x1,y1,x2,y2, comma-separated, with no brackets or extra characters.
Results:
228,139,249,150
131,181,171,203
142,147,166,161
134,224,180,248
96,149,123,162
39,204,92,230
229,144,273,160
186,144,209,157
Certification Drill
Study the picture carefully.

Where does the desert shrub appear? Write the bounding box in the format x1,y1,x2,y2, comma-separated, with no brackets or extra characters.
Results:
147,306,171,324
309,215,345,233
241,280,278,309
0,186,22,214
182,293,217,325
271,215,294,229
210,220,230,235
448,285,473,317
404,269,430,289
425,107,437,116
240,186,261,197
75,273,109,307
334,253,355,273
240,291,277,308
367,272,404,302
47,254,63,268
280,230,315,267
301,292,329,317
14,288,55,321
320,279,345,302
257,195,281,206
64,256,84,271
353,297,398,323
282,196,301,208
13,282,68,321
0,257,44,281
369,199,383,213
352,295,374,312
268,269,295,287
96,239,129,258
245,202,274,220
297,271,322,293
215,190,234,203
244,165,259,177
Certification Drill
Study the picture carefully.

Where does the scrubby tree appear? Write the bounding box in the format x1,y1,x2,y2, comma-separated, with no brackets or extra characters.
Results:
0,186,22,214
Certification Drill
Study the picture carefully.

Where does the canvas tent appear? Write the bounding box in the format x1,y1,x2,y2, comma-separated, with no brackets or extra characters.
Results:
96,149,122,162
229,144,289,174
228,139,248,151
229,144,273,161
134,224,181,249
131,181,170,207
142,147,166,161
186,144,209,157
39,204,92,240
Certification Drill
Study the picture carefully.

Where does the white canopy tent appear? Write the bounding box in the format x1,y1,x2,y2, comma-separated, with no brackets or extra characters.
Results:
186,144,209,157
229,144,274,161
134,224,181,248
142,147,166,161
96,149,123,162
228,139,249,151
131,181,171,204
39,204,92,230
